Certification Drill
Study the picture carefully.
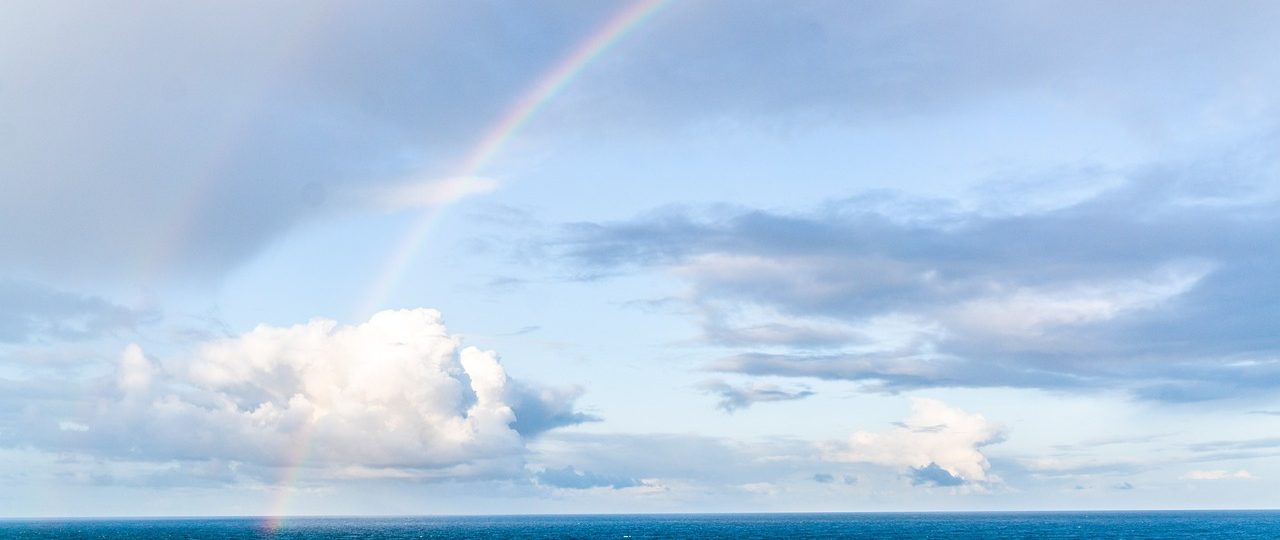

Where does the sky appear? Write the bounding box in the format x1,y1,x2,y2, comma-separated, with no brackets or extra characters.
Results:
2,0,1280,517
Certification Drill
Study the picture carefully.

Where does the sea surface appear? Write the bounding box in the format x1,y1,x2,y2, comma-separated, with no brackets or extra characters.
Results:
3,512,1279,539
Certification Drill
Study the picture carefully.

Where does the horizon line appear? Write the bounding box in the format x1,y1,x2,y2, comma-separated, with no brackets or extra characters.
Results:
6,508,1280,520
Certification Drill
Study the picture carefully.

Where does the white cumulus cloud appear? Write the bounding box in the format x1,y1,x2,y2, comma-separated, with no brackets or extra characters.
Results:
31,309,586,479
824,398,1005,486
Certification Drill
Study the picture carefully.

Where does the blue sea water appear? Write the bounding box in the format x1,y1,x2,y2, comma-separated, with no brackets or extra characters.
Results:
3,512,1279,539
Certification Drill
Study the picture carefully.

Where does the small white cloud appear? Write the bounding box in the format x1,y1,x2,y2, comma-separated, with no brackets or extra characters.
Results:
1018,456,1142,476
367,176,498,211
824,398,1004,486
1182,469,1253,480
57,421,89,432
737,482,780,496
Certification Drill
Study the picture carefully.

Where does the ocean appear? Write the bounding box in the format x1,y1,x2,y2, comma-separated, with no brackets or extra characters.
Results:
3,512,1279,539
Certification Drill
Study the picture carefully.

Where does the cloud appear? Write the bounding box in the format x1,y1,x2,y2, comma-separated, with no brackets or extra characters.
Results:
940,266,1209,345
361,176,499,212
709,351,1089,393
531,432,820,487
0,280,151,343
0,2,620,284
1186,437,1280,453
699,379,815,412
910,463,965,487
6,0,1280,288
1182,469,1253,481
3,309,589,479
824,398,1004,486
1016,436,1269,482
1016,456,1145,478
57,421,89,433
536,465,641,490
506,383,600,438
552,176,1280,401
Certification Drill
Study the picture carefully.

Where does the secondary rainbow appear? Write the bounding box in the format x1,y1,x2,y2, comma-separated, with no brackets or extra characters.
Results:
356,0,671,318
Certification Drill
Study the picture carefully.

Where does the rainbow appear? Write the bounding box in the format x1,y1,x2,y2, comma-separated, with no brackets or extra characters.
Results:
356,0,671,318
260,424,315,533
263,1,671,530
143,5,342,288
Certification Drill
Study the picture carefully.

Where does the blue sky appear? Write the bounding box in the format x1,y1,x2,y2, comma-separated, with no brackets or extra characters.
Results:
3,0,1280,516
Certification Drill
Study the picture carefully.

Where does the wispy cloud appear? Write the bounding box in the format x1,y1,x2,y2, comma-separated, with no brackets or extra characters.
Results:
699,379,815,412
360,176,499,212
1182,469,1253,481
1186,437,1280,453
0,280,152,343
551,175,1280,402
536,466,642,490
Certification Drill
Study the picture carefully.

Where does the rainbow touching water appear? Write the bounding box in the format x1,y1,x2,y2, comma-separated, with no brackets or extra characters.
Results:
263,1,671,530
